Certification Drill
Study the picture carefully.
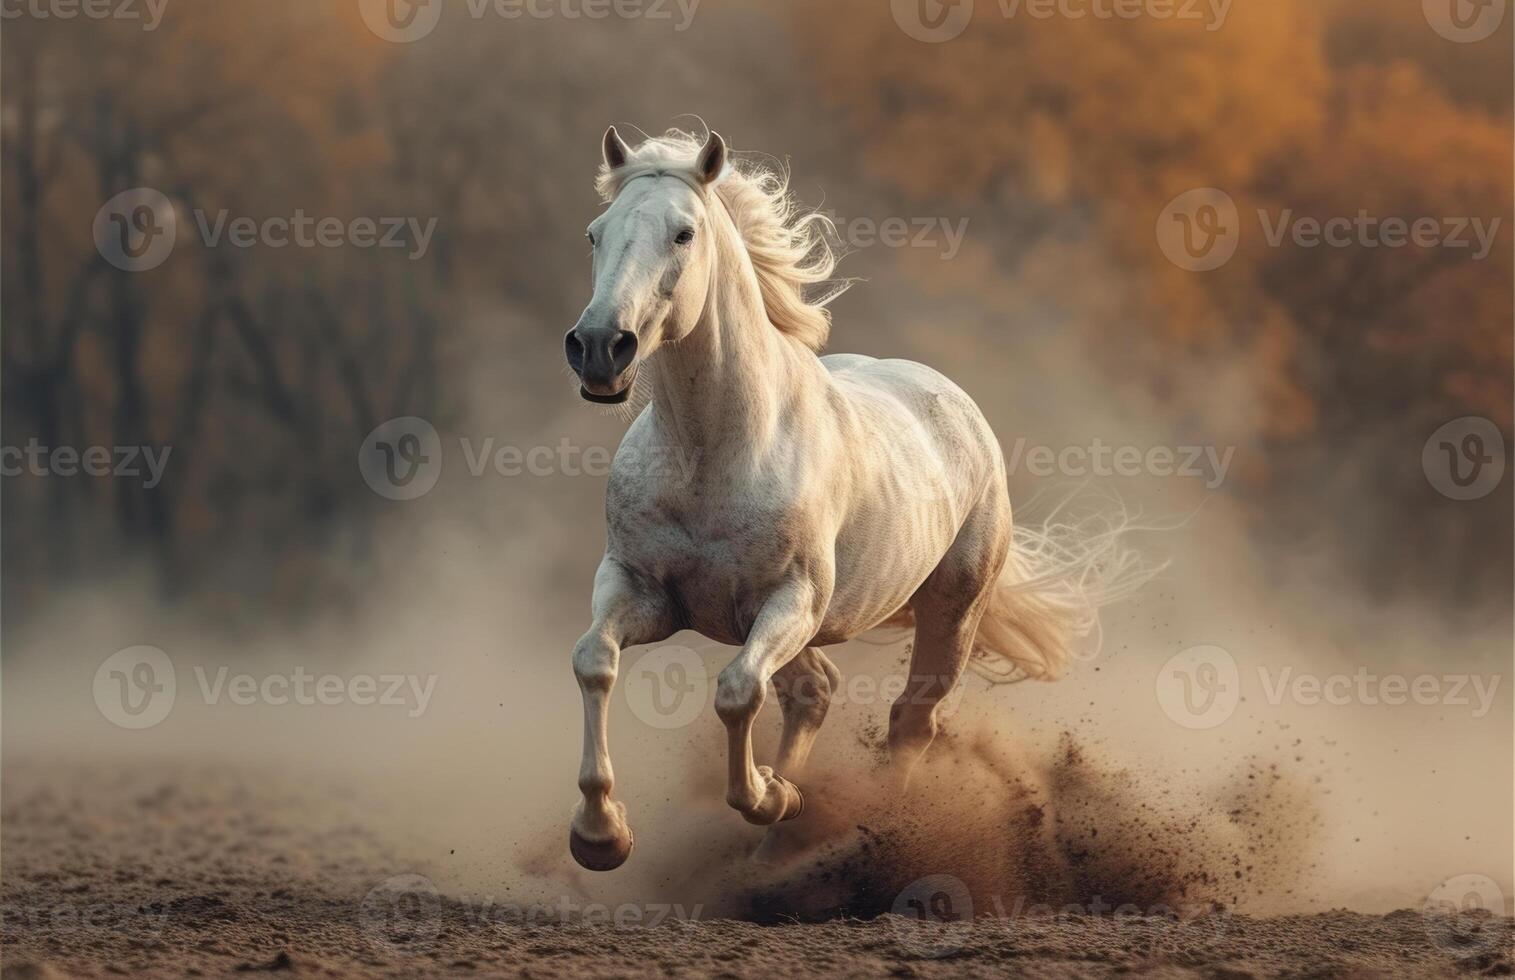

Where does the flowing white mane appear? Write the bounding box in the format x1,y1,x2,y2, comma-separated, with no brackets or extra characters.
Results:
595,129,847,353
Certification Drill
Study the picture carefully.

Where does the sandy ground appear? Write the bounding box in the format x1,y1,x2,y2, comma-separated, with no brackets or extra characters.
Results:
3,758,1510,980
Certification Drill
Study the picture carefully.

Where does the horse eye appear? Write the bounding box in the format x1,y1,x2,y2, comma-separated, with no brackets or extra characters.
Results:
674,229,695,245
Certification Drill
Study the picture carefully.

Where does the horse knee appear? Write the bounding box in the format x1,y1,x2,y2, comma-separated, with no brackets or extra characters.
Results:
715,663,765,725
573,633,618,694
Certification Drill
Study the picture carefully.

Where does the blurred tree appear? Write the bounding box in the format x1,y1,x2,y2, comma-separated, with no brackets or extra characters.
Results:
1,4,443,617
797,0,1512,605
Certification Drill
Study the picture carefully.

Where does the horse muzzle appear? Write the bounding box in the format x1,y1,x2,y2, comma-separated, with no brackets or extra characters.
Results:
565,326,639,404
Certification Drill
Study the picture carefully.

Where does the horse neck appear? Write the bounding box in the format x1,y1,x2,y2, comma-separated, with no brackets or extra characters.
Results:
648,205,804,456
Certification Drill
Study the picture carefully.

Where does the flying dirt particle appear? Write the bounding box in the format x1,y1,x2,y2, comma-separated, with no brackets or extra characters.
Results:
522,720,1322,926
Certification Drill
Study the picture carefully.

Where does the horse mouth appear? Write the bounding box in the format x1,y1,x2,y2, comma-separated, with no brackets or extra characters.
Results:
580,366,638,404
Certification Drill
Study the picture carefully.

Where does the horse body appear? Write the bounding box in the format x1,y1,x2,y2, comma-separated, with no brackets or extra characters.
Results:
562,127,1146,872
608,353,1000,649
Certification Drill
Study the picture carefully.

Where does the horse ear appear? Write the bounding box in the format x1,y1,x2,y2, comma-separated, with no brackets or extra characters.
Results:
695,131,727,186
603,126,631,170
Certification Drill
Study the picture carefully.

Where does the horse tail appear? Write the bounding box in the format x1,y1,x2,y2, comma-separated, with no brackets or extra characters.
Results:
968,492,1164,684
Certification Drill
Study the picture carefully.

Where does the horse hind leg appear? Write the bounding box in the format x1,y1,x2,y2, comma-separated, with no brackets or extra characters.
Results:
772,646,842,775
751,646,840,864
887,488,1011,786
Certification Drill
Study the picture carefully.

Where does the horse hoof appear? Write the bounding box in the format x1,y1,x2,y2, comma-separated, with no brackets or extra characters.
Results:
569,826,634,871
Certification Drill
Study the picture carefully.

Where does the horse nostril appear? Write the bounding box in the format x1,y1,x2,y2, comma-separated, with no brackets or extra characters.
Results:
564,330,586,374
610,331,638,373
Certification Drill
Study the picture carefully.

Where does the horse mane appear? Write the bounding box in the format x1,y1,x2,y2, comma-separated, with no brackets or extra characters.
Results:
595,129,848,353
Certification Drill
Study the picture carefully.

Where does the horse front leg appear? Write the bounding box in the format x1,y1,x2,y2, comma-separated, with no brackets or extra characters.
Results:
569,558,675,871
715,580,823,826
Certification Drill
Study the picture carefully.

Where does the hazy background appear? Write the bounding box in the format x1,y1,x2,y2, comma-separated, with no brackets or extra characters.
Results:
3,0,1511,915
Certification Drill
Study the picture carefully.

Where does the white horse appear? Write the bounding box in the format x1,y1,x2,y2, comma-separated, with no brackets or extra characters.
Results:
564,127,1150,871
